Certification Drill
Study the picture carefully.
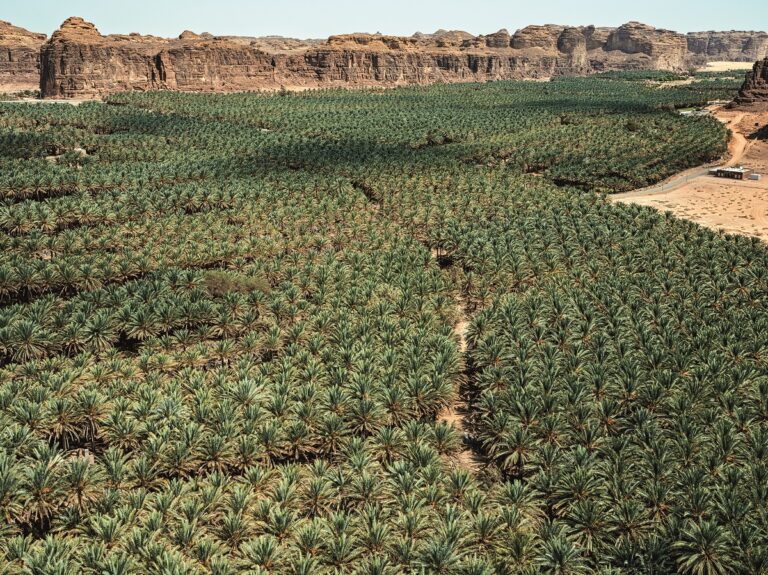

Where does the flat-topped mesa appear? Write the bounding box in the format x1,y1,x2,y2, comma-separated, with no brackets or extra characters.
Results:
737,58,768,104
687,31,768,64
0,20,47,92
33,16,765,99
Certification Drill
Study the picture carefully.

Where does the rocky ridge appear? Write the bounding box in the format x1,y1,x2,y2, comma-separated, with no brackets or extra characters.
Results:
2,17,767,98
38,18,700,98
737,57,768,104
0,20,47,91
687,31,768,65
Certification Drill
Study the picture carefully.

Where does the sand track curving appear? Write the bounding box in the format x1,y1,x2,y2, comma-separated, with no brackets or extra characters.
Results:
614,104,768,239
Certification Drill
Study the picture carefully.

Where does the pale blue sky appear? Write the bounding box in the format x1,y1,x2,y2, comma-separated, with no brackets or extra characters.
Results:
3,0,766,39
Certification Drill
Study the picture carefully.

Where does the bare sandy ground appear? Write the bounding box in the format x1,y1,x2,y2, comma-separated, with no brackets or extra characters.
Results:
615,105,768,239
1,97,91,106
701,61,756,72
622,179,768,238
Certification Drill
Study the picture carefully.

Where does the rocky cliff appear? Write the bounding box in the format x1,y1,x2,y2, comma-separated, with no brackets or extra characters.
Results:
0,16,755,99
0,20,46,91
604,22,688,71
737,58,768,103
687,31,768,64
39,18,282,98
40,18,702,98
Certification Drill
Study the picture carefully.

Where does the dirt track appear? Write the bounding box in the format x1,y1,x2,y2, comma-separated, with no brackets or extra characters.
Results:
614,105,768,239
436,292,486,473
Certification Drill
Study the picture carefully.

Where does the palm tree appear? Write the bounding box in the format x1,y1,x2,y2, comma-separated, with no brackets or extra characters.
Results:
536,535,589,575
62,457,104,511
239,535,282,572
672,520,737,575
20,446,65,534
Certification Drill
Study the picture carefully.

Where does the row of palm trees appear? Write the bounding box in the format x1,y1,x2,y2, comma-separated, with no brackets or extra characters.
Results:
0,74,755,573
1,73,734,204
441,188,768,573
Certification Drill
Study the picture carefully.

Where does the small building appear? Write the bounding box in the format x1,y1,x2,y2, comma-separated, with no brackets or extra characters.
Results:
680,109,712,117
708,167,752,180
749,173,762,181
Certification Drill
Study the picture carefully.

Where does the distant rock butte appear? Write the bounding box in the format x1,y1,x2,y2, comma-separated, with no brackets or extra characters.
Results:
0,20,46,91
35,19,699,98
737,57,768,104
0,17,766,98
687,31,768,65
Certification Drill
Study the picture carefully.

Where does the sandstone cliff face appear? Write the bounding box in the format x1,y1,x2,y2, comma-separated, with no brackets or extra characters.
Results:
737,58,768,103
687,31,768,64
0,20,46,91
604,22,688,70
33,17,768,99
40,17,705,99
40,18,282,98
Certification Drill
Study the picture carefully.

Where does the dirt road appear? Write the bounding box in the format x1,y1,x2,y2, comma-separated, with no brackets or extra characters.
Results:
614,105,768,239
612,109,751,201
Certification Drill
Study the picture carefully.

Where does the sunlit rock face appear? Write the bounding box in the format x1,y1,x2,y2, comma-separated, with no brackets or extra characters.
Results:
737,57,768,104
0,20,47,92
26,16,765,99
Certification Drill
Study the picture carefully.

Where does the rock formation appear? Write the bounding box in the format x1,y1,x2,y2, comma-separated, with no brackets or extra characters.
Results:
687,31,768,65
0,20,46,91
737,57,768,103
604,22,688,71
0,16,759,99
39,17,707,99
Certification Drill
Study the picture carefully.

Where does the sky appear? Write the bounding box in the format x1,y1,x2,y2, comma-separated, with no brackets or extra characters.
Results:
2,0,766,39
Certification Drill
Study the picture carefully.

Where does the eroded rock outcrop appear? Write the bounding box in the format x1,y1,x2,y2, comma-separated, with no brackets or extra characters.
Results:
485,30,511,49
40,17,281,98
30,17,768,99
737,57,768,103
604,22,687,70
688,31,768,64
38,18,700,99
0,20,46,91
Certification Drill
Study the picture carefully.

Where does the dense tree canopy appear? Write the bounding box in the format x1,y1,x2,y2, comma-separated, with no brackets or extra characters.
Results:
1,73,765,574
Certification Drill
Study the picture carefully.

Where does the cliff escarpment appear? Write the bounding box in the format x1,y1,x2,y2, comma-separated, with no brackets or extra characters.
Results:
40,18,694,98
0,16,755,99
0,20,46,91
687,31,768,65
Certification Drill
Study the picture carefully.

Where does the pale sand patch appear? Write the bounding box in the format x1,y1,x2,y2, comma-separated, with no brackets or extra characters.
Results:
614,105,768,239
616,179,768,238
701,61,756,72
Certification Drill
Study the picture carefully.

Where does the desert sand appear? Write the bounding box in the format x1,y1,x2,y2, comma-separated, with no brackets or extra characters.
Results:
615,105,768,239
702,61,756,72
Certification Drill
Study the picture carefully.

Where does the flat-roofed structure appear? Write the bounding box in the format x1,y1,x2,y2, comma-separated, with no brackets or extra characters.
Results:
708,167,752,180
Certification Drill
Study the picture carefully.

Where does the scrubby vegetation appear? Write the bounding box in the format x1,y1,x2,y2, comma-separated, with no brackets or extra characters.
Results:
1,76,765,574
